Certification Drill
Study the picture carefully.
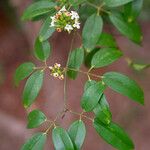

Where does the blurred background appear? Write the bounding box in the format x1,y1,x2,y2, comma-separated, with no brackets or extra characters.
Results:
0,0,150,149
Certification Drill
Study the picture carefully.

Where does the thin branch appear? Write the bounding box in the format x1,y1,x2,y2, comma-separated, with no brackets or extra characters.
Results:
63,32,76,109
66,67,103,79
34,64,103,80
34,66,46,70
45,122,54,134
69,109,93,122
86,2,98,9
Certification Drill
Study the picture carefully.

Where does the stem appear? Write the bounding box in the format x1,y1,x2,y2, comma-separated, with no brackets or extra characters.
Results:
54,109,67,125
63,32,76,109
66,67,103,79
45,108,68,134
45,108,94,134
44,60,48,67
34,60,48,71
34,65,103,80
34,66,46,70
69,110,93,122
101,8,111,15
86,2,109,15
63,70,68,109
87,66,94,80
86,2,98,9
45,122,54,134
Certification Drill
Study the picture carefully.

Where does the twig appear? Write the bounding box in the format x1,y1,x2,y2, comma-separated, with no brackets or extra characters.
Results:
45,121,54,134
69,109,93,122
66,67,103,79
63,32,76,109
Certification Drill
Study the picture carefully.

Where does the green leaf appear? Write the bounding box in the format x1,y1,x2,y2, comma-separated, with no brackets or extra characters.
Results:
79,4,97,22
104,0,133,7
39,17,55,42
102,72,144,104
52,127,74,150
27,109,47,129
81,81,106,112
97,32,117,48
68,120,86,150
131,63,150,71
84,80,97,91
14,62,35,86
22,1,56,21
109,12,142,44
93,94,112,125
126,58,150,71
82,14,103,52
67,48,84,79
124,0,143,22
23,70,44,108
88,0,103,5
69,0,86,6
34,37,51,61
93,118,134,150
91,48,123,68
21,132,46,150
84,48,99,68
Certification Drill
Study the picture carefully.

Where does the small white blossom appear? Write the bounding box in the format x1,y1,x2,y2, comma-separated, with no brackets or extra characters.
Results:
50,16,56,27
71,11,79,20
54,63,61,68
53,73,59,77
51,16,56,21
65,24,73,32
49,6,80,33
49,63,64,80
49,66,53,70
59,75,64,80
50,21,55,27
73,21,80,29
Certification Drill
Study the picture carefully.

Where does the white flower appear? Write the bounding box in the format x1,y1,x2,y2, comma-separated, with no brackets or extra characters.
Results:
59,75,64,80
50,16,56,27
59,6,66,13
50,21,55,27
71,11,79,20
51,16,56,21
49,66,53,70
53,73,59,77
73,21,80,29
54,63,61,68
65,24,73,32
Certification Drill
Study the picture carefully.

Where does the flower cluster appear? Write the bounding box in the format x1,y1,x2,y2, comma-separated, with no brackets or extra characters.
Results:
49,63,64,80
50,6,80,33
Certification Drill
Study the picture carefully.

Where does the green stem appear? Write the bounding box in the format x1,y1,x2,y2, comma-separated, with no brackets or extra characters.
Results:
66,67,103,79
34,66,46,70
69,110,93,122
86,2,109,15
45,122,54,134
34,65,103,79
63,32,76,109
101,8,111,15
86,2,98,9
